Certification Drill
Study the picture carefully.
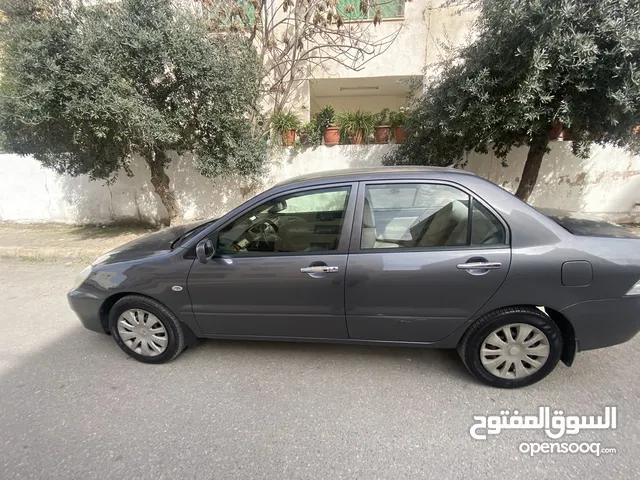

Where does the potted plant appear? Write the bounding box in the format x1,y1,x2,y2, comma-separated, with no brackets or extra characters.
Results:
389,109,408,144
548,122,564,140
373,108,391,144
271,111,300,146
337,109,375,145
297,122,311,146
315,105,338,146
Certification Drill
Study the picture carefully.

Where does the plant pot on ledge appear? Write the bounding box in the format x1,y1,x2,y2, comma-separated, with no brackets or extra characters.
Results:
393,127,407,144
282,129,296,146
374,125,391,144
323,126,340,146
349,130,366,145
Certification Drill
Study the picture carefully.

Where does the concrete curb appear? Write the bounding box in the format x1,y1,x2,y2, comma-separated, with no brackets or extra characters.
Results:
0,246,103,263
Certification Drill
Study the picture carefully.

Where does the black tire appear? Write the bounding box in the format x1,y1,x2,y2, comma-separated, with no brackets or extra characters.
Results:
458,306,563,388
109,295,185,364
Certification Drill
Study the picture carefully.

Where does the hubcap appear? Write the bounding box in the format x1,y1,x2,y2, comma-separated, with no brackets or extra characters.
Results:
480,323,550,379
117,309,168,357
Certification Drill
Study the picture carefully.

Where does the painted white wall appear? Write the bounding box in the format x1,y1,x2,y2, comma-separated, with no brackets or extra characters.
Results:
463,143,640,219
288,2,478,120
310,95,409,116
0,146,390,224
1,143,638,225
310,2,429,80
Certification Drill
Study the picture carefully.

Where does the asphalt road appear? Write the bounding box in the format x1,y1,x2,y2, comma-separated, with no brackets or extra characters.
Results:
0,259,639,479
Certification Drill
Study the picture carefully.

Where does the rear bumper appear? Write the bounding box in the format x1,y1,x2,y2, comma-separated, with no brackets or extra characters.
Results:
561,296,640,351
67,289,106,333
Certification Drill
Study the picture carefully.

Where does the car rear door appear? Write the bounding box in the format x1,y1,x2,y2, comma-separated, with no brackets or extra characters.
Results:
187,183,357,339
345,180,511,343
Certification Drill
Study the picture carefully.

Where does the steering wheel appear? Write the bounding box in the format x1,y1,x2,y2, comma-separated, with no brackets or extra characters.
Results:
256,220,274,250
260,219,279,233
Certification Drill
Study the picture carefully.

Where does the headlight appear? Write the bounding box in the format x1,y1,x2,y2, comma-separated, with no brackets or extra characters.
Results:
625,279,640,296
92,252,113,266
73,265,92,289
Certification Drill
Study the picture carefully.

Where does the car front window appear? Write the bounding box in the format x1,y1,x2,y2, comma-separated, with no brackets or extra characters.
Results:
217,186,351,254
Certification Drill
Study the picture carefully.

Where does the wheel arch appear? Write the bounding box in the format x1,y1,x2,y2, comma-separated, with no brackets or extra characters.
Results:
543,306,577,367
100,292,199,348
458,304,577,367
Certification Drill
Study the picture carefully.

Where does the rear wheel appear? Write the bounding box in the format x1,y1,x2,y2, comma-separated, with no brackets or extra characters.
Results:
109,295,185,364
458,307,563,388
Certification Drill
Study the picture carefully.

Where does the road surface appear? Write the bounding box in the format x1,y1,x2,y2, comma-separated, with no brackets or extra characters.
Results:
0,260,638,479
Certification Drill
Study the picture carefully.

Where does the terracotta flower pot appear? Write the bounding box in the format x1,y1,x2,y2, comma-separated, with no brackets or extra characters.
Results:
548,122,563,140
393,127,407,144
349,130,365,145
374,125,391,144
281,129,296,146
323,126,340,146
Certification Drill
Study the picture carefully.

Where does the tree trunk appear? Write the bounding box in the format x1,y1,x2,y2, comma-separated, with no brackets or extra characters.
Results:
514,134,549,203
145,150,179,226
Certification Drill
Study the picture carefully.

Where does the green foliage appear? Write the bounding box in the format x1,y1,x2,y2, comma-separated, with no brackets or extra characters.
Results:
314,105,336,132
0,0,266,183
388,109,407,128
270,111,301,133
298,121,322,148
387,0,640,169
336,109,374,142
374,108,391,126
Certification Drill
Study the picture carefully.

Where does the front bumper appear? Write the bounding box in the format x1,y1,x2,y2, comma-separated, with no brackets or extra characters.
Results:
561,296,640,351
67,289,106,333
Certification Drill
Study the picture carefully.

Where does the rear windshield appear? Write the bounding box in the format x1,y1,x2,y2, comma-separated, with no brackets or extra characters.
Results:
537,208,639,239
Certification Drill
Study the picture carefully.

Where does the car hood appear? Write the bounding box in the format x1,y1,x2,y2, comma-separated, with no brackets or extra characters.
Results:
92,220,212,266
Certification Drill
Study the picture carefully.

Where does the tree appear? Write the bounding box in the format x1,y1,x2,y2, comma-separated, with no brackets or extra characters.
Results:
0,0,266,225
385,0,640,202
202,0,405,114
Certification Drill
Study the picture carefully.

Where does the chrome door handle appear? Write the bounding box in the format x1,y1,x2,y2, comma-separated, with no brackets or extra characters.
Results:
457,262,502,270
300,266,339,274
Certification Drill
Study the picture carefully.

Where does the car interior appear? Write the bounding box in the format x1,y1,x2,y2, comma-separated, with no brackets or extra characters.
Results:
217,188,350,253
216,185,505,254
362,197,504,249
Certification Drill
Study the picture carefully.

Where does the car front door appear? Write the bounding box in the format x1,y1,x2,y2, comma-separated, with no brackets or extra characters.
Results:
345,181,511,343
187,183,356,338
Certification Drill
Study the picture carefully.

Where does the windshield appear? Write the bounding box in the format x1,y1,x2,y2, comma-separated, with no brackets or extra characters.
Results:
171,219,217,249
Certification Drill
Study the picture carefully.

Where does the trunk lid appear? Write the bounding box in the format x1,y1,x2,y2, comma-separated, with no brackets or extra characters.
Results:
536,208,639,239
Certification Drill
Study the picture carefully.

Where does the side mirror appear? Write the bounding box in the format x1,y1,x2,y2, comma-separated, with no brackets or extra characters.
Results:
196,238,216,264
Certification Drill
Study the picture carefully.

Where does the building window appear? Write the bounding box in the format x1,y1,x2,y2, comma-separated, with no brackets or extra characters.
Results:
338,0,405,21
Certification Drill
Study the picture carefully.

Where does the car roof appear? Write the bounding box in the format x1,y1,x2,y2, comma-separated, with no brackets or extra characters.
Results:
273,166,477,188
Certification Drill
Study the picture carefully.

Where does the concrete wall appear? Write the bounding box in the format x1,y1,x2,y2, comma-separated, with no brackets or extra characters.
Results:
310,2,429,80
310,95,409,117
0,146,390,225
1,143,638,225
464,143,640,221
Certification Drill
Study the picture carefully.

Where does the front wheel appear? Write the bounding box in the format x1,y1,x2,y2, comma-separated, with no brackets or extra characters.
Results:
109,295,186,364
458,307,563,388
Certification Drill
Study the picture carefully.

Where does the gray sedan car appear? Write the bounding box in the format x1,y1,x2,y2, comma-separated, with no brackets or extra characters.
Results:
68,167,640,388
